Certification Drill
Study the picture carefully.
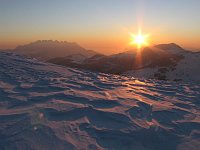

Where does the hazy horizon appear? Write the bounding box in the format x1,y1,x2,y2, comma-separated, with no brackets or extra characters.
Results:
1,0,200,54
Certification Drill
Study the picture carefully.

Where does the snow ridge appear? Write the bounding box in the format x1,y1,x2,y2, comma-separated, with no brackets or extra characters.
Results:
0,52,200,150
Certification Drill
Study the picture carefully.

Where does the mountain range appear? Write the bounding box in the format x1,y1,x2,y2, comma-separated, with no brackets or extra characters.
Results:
47,43,200,83
3,40,200,83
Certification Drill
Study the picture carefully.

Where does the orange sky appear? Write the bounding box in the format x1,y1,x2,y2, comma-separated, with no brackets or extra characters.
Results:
1,28,199,54
1,0,200,54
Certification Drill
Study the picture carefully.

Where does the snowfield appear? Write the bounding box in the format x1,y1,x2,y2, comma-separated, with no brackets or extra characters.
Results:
124,52,200,83
0,52,200,150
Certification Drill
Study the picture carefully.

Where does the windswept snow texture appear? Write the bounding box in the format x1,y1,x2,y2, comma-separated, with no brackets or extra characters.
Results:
0,52,200,150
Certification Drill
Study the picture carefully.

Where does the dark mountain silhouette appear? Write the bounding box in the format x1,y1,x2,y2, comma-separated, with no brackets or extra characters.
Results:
48,43,200,82
11,40,98,60
48,43,183,74
155,43,185,54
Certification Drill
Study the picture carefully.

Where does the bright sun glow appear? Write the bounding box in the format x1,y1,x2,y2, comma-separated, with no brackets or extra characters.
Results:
130,30,149,49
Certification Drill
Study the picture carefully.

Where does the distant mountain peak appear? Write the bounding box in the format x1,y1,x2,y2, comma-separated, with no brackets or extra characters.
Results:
13,40,98,60
155,43,185,54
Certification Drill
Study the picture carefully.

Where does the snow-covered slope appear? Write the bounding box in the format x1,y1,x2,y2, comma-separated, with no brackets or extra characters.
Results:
166,52,200,82
0,52,200,150
124,52,200,83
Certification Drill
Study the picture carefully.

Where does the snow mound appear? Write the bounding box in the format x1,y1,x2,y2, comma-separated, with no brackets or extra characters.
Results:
0,52,200,150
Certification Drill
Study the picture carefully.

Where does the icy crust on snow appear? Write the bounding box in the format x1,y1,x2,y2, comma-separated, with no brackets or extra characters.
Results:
0,52,200,150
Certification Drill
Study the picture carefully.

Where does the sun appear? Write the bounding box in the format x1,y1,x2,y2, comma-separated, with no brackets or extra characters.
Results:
130,30,149,49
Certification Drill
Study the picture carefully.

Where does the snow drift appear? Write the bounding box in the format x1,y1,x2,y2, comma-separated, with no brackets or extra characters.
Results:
0,52,200,150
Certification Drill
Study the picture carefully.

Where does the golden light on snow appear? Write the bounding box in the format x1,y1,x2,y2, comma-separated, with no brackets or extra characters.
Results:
130,29,149,49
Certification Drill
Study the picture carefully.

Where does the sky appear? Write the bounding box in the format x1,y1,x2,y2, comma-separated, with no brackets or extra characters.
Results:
0,0,200,54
